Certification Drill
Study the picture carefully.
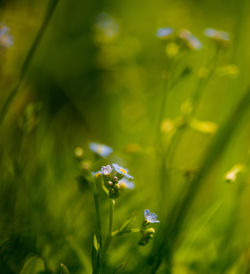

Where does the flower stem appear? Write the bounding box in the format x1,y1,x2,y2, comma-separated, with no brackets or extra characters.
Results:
100,199,115,272
103,199,115,257
92,178,103,273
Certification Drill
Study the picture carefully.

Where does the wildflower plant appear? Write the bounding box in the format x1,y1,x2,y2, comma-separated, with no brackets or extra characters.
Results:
74,144,160,273
204,28,230,47
1,2,249,274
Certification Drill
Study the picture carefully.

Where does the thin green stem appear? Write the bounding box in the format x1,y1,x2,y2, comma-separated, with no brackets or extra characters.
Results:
156,66,191,212
191,46,220,115
103,199,115,258
0,0,60,124
147,86,250,273
99,199,115,273
155,75,169,151
92,178,103,273
112,228,140,237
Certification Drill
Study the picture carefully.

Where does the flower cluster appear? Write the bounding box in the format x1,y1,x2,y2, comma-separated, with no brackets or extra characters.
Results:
138,209,160,245
156,26,231,58
74,141,160,265
93,163,134,198
156,27,202,58
204,28,230,47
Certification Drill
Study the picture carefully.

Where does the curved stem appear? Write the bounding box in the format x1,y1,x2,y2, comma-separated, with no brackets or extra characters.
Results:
0,0,60,124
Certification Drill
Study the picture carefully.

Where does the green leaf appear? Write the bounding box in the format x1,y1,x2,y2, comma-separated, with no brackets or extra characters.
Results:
20,256,45,274
189,119,217,134
60,263,70,274
93,234,100,251
113,262,127,273
67,236,92,272
117,214,136,235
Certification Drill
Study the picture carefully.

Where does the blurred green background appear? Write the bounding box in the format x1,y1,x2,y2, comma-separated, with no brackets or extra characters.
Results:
0,0,250,273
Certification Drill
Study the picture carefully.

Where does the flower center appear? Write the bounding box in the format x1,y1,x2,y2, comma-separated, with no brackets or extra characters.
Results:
97,146,103,153
120,168,127,174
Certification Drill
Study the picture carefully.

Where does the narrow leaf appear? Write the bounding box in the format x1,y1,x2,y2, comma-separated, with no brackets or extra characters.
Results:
20,256,45,274
60,263,70,274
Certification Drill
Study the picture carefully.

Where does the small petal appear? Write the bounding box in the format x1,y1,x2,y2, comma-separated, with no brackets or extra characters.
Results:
144,209,160,223
101,165,113,175
118,178,135,189
178,29,202,50
112,163,134,179
156,27,174,40
89,142,113,157
92,171,102,178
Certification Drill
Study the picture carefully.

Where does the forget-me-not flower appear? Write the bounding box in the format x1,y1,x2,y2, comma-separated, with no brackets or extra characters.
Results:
187,34,202,50
204,28,229,43
156,27,174,40
144,209,160,223
112,163,133,180
101,164,113,176
0,25,13,48
118,178,135,189
89,142,113,157
95,12,119,39
178,29,202,50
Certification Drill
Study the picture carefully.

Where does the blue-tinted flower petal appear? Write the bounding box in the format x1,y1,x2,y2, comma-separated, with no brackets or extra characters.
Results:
96,12,119,39
144,209,160,223
188,35,202,50
156,27,174,39
112,163,133,179
204,28,230,42
0,24,13,48
101,165,113,175
178,29,202,51
118,178,135,189
89,142,113,157
92,171,102,177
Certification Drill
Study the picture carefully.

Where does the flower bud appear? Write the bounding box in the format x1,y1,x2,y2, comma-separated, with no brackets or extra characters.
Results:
165,42,179,58
81,160,92,171
145,227,155,239
74,147,84,159
108,180,113,187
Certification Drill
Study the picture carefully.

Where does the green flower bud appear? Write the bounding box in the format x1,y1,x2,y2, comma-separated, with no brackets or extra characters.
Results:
74,147,84,159
108,180,113,187
144,227,155,239
81,160,92,171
